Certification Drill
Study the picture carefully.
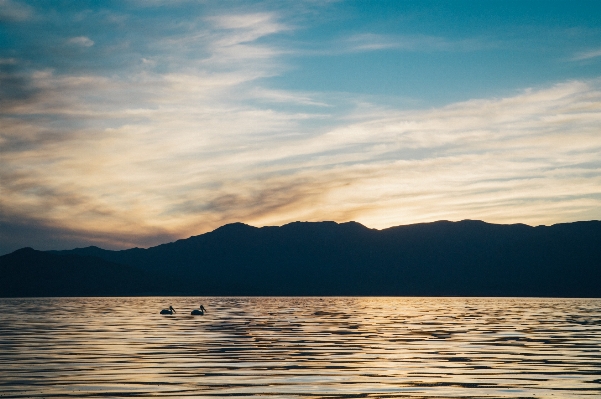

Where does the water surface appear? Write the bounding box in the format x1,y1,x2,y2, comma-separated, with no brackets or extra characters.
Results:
1,297,600,398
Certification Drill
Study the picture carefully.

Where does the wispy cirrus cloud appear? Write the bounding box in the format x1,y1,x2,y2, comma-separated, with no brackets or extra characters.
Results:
2,64,601,254
1,2,601,255
572,47,601,61
342,33,487,53
0,0,33,22
67,36,94,47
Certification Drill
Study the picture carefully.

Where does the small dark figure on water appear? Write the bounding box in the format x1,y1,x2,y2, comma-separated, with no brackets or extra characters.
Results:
160,306,176,315
191,304,206,315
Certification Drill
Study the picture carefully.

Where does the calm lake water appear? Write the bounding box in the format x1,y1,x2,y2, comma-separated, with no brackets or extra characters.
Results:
0,297,600,398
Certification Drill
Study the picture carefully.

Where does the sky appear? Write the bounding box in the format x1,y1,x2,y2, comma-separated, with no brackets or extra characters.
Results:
1,0,601,254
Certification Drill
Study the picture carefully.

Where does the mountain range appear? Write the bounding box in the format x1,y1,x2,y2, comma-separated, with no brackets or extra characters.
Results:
1,220,600,297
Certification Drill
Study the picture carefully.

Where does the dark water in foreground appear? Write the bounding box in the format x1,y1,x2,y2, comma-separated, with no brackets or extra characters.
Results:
0,297,600,398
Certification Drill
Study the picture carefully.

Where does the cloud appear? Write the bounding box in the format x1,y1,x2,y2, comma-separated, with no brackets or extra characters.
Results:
0,218,177,256
209,12,287,36
294,33,489,56
342,33,485,53
572,47,601,61
250,87,330,106
2,68,601,255
67,36,95,47
0,60,41,108
342,33,402,52
0,0,33,22
1,6,600,254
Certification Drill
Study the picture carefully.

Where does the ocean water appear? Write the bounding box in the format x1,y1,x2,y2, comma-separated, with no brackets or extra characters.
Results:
0,297,600,398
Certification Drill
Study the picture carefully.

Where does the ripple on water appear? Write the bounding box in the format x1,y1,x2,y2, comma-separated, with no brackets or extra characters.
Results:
0,297,600,398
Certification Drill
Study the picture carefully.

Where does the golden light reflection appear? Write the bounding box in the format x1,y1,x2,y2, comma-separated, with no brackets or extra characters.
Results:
0,297,599,397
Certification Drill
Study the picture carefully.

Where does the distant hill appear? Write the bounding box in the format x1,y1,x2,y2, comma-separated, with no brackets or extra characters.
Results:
2,220,601,297
0,248,161,296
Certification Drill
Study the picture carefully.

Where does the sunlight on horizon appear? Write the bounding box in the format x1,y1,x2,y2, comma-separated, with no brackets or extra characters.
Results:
1,1,600,253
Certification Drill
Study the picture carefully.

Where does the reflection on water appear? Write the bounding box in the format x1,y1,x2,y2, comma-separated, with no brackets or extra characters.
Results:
0,297,600,398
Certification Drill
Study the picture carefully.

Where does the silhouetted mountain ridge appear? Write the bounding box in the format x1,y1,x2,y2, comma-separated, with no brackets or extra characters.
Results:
2,220,600,297
0,247,161,296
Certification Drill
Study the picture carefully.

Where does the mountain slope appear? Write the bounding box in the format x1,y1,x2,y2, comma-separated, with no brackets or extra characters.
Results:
0,248,161,297
49,220,601,297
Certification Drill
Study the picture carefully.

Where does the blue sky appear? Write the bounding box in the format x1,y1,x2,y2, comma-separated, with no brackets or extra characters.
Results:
1,0,601,253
